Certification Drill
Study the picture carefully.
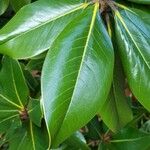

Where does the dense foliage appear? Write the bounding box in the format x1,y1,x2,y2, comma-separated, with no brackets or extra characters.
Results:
0,0,150,149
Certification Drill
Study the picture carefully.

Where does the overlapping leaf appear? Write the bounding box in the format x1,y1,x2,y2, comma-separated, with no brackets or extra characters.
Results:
109,127,150,150
28,98,42,127
41,3,114,147
62,132,90,150
0,56,28,132
8,121,49,150
99,57,133,132
0,0,88,58
115,7,150,111
0,0,9,16
0,57,49,149
10,0,31,12
98,127,150,150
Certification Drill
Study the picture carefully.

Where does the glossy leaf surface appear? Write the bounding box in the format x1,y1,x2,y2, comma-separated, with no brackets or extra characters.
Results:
0,0,87,59
42,3,114,147
100,58,133,132
115,7,150,111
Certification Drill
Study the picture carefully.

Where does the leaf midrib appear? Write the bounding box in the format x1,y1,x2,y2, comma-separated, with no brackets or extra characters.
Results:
0,114,19,124
30,121,36,150
17,132,27,150
110,136,150,143
0,94,22,109
1,3,89,44
53,2,99,143
10,61,24,107
115,11,150,70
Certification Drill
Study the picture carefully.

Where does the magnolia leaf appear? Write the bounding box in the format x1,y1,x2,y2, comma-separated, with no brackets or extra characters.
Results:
10,0,31,12
0,56,29,132
127,0,150,4
0,0,88,59
0,57,50,148
0,118,22,147
8,121,49,150
26,59,44,71
0,0,9,16
63,132,90,150
28,98,42,127
99,57,133,132
115,7,150,111
41,3,114,147
23,68,39,93
86,116,102,140
109,127,150,150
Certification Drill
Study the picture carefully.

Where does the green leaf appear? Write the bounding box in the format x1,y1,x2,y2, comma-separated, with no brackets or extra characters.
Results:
0,56,29,132
41,3,114,147
28,98,42,127
10,0,31,12
99,57,133,132
0,0,89,59
86,116,102,140
115,7,150,111
26,58,44,71
140,120,150,133
98,142,108,150
0,56,29,107
0,117,21,147
63,132,90,150
23,67,39,93
0,0,9,16
127,0,150,4
8,121,49,150
109,127,150,150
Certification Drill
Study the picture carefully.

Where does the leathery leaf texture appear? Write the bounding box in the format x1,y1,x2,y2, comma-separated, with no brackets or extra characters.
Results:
0,0,89,59
115,7,150,111
0,0,149,149
0,56,49,149
41,2,114,147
